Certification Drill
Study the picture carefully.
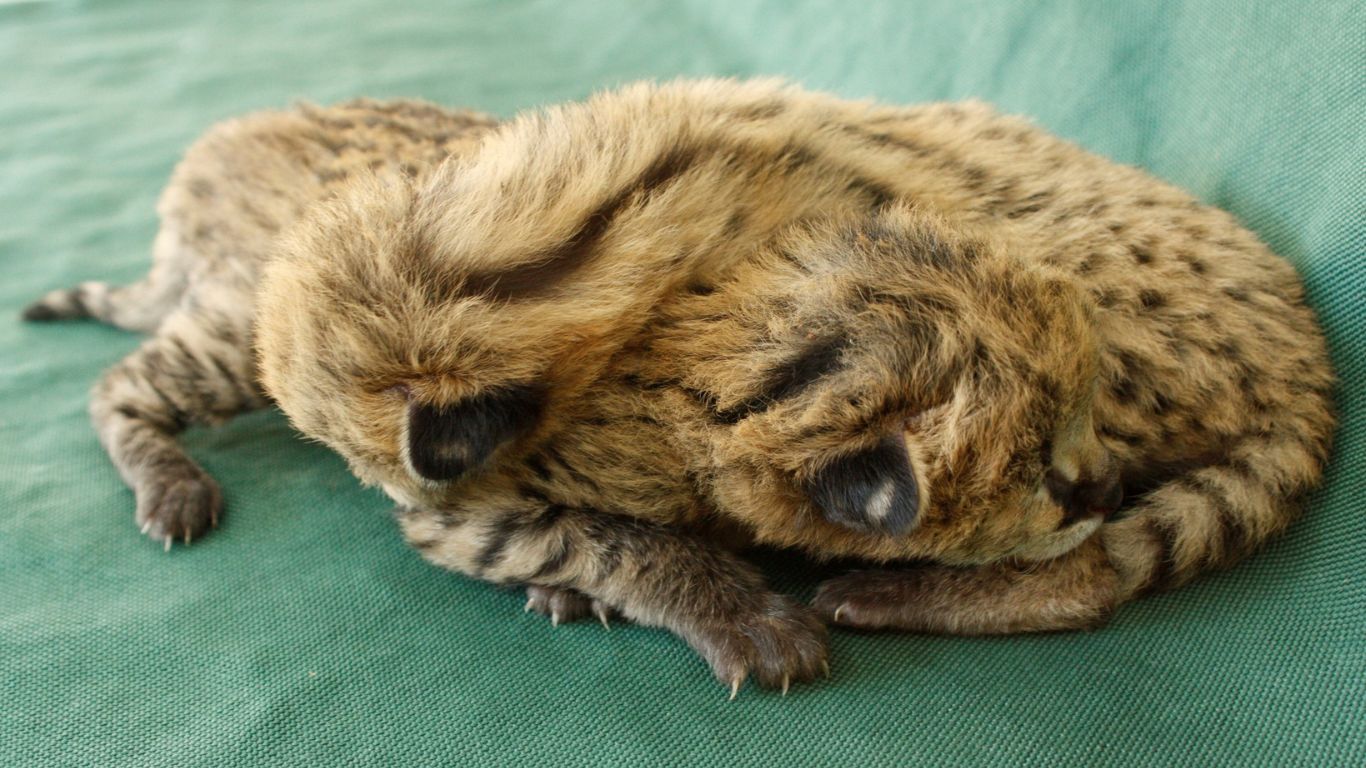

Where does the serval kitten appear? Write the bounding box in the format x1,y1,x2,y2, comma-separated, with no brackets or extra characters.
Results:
256,79,1334,692
23,99,497,548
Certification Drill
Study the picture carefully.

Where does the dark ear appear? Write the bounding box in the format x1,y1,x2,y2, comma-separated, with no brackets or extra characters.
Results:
804,434,920,535
405,385,543,482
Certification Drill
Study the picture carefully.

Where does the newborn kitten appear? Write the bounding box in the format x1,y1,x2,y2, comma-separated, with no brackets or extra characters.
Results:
23,99,497,547
256,79,1333,691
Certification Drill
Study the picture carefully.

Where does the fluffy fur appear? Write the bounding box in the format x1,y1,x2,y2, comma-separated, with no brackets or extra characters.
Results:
23,99,498,546
256,80,1334,690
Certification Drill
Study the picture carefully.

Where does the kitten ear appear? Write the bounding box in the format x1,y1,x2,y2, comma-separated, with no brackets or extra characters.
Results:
805,434,921,535
404,385,543,482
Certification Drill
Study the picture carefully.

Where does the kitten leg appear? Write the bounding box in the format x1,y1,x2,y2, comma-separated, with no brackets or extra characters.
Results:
22,229,190,332
90,307,266,547
812,539,1120,634
397,496,828,694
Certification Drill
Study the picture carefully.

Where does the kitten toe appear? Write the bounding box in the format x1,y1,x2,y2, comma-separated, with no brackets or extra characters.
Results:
522,585,596,625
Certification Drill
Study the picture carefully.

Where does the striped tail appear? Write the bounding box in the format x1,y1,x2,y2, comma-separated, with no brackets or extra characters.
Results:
1102,427,1333,601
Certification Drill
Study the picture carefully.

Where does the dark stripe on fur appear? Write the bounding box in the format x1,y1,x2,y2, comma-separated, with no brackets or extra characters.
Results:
474,515,524,577
1175,473,1247,565
714,335,849,423
528,532,573,581
458,146,698,300
1141,517,1180,595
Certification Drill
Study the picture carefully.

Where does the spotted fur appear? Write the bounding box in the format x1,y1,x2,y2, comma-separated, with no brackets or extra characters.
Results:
23,99,498,546
257,79,1334,689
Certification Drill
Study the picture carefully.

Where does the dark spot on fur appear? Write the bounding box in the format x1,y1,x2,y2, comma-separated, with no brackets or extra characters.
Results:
777,142,817,173
960,164,990,189
1130,245,1154,265
526,453,553,482
1152,391,1174,415
1110,376,1138,404
846,176,894,210
1138,289,1167,310
1076,254,1102,274
723,209,747,237
1093,288,1122,309
1177,251,1208,275
1006,191,1053,219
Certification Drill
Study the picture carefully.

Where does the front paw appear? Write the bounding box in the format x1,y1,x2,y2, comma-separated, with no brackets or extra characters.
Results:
687,594,829,697
135,465,222,549
523,585,614,628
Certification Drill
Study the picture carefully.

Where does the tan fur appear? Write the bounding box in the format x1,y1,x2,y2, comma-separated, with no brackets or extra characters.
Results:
257,79,1335,688
24,99,498,545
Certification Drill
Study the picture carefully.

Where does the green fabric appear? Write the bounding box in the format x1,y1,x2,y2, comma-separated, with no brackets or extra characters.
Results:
3,1,1362,765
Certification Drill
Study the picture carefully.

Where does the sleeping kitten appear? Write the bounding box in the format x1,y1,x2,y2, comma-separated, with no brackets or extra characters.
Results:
23,99,497,547
257,79,1333,692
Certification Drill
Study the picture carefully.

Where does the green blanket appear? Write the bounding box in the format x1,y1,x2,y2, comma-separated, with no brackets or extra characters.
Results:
3,1,1361,765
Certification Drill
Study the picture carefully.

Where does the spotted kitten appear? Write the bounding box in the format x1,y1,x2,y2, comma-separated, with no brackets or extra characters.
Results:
257,79,1334,694
23,99,498,547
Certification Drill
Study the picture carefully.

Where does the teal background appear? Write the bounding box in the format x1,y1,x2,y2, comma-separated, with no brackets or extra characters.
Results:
2,1,1362,765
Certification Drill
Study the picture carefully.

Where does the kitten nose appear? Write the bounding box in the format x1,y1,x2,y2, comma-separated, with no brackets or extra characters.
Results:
1046,469,1124,522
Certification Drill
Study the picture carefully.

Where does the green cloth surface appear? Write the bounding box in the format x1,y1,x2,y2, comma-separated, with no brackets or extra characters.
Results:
2,1,1362,765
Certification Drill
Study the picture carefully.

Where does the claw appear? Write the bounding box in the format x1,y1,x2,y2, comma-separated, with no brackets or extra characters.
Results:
164,536,172,552
832,605,845,624
594,604,611,630
140,521,151,535
781,675,790,696
729,676,744,701
821,659,831,679
184,530,191,546
524,598,535,613
551,610,560,627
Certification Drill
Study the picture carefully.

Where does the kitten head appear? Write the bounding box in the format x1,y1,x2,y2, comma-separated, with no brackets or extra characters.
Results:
687,208,1120,565
256,168,625,510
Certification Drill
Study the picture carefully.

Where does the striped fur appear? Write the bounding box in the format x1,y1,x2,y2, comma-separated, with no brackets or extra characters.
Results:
23,99,498,546
256,79,1334,687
